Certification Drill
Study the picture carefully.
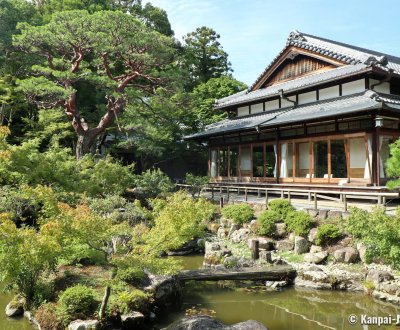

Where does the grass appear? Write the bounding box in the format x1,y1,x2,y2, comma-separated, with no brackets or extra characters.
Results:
275,251,304,263
223,239,252,259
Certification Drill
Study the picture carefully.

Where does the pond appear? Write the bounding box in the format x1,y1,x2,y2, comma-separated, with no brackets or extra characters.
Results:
159,255,400,330
0,284,32,330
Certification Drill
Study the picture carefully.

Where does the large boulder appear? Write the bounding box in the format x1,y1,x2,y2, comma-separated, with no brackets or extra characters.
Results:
5,296,24,317
303,252,328,264
121,312,145,329
231,228,251,244
145,274,182,308
366,269,394,286
68,320,99,330
294,236,310,254
275,239,294,252
307,228,318,244
166,315,268,330
356,242,367,263
333,247,359,263
217,227,228,239
309,245,322,253
275,223,287,237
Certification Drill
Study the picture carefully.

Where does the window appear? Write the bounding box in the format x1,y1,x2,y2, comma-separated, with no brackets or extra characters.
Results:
331,140,347,178
280,143,293,178
313,141,328,178
265,145,276,177
252,145,264,177
219,148,228,176
240,146,252,176
229,147,239,177
210,150,217,177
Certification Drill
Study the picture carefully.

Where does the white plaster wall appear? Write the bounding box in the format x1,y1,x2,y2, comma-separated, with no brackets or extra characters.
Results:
280,95,296,108
251,103,263,114
342,79,365,96
349,138,366,168
319,85,340,100
369,79,390,94
264,99,280,111
237,106,249,117
298,91,317,105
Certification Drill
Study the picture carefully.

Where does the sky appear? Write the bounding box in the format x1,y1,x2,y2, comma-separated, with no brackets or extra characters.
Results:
147,0,400,86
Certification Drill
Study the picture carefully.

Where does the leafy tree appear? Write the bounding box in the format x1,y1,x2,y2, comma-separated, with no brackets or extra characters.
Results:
0,214,62,305
183,26,232,88
191,76,247,126
134,168,174,199
386,139,400,189
14,10,176,158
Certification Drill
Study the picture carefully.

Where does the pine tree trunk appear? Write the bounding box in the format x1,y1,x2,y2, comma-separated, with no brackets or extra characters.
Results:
75,129,101,159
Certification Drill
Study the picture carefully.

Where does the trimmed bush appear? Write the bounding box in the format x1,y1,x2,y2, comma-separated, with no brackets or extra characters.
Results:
285,210,313,236
116,266,146,285
116,289,151,314
315,223,342,246
258,211,279,236
268,199,295,221
221,204,254,225
57,285,98,325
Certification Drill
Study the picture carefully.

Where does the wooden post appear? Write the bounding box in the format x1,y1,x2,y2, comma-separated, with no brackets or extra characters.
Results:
288,191,291,203
220,186,222,194
383,196,386,205
258,189,261,198
314,192,317,210
251,239,259,260
220,196,224,208
281,190,284,198
265,189,269,208
211,187,214,199
343,194,347,212
308,191,311,201
245,188,248,201
227,187,230,201
377,195,382,205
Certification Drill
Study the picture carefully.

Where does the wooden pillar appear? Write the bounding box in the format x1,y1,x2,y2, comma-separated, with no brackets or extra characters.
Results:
344,139,350,183
288,191,291,203
375,128,380,186
251,239,259,260
258,189,261,198
343,194,347,212
227,187,230,201
328,139,331,183
245,188,248,201
265,189,269,208
314,192,317,210
211,187,214,199
220,196,224,208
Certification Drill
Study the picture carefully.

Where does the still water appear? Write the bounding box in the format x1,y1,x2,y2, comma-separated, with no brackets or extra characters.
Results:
162,255,400,330
0,285,32,330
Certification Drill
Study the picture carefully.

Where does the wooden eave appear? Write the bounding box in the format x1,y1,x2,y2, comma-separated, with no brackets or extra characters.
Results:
250,46,346,91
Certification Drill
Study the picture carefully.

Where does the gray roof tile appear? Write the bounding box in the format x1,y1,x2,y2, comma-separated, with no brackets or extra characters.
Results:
186,90,399,140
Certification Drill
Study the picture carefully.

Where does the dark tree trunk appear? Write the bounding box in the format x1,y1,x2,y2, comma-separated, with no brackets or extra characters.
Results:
75,128,102,159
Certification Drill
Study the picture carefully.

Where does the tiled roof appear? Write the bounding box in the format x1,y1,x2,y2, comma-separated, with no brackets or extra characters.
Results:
216,31,400,109
186,90,398,140
215,64,369,108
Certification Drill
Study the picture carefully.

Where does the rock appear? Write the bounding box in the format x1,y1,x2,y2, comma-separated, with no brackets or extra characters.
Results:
217,227,227,239
259,250,272,263
265,280,288,289
208,223,220,233
327,210,342,219
121,312,144,329
5,297,24,318
310,245,322,253
275,239,294,252
308,228,318,244
316,210,327,220
275,223,287,237
249,238,274,251
356,242,367,263
68,320,100,330
306,209,319,218
294,236,310,254
273,258,288,265
206,241,221,252
228,224,241,238
288,233,295,241
366,269,394,286
145,274,181,308
249,220,259,234
166,315,268,330
303,252,328,264
333,247,359,263
231,228,251,243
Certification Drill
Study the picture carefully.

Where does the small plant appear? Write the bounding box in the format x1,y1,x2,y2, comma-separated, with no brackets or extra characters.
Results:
285,210,313,236
257,211,279,236
267,199,295,221
315,223,342,246
35,302,63,330
185,173,209,197
115,289,151,314
57,285,98,325
221,204,254,225
363,280,376,295
134,169,174,199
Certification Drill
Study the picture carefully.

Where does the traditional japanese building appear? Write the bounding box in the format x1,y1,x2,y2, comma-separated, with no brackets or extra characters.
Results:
186,31,400,192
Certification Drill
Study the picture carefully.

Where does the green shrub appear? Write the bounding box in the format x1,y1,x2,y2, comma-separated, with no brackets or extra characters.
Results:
258,211,279,236
57,285,98,325
315,224,342,246
115,289,151,314
221,204,254,225
268,199,295,221
185,173,209,197
285,210,313,236
134,169,174,199
345,206,400,267
115,266,146,285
